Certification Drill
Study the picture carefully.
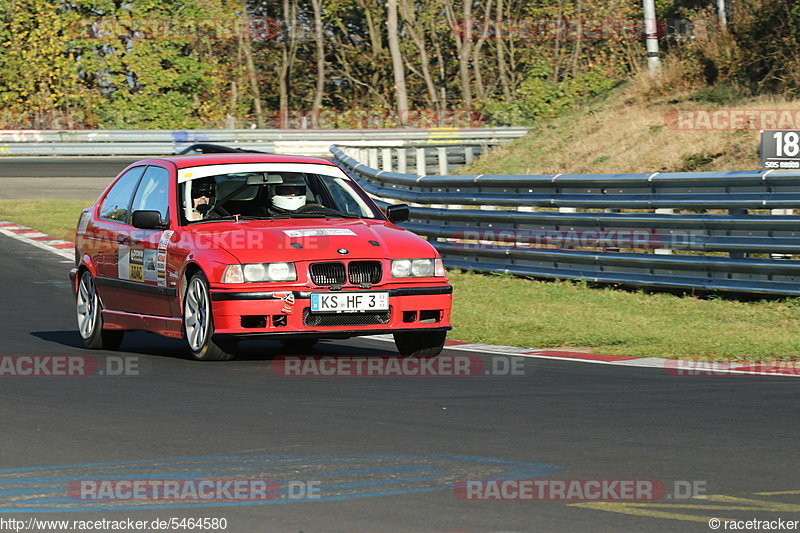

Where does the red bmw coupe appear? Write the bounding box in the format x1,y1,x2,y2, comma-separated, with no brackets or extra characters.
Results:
70,154,452,360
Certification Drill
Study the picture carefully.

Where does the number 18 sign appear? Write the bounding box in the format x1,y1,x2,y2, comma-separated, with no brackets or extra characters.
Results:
761,130,800,169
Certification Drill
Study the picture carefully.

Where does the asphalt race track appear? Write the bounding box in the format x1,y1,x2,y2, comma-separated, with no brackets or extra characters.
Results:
0,157,143,178
0,158,144,200
1,234,800,532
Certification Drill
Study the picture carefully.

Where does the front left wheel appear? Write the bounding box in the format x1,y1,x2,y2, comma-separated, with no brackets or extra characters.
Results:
184,273,237,361
76,270,124,350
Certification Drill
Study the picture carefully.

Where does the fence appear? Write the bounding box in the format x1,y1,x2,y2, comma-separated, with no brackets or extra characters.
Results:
332,145,800,296
0,127,528,157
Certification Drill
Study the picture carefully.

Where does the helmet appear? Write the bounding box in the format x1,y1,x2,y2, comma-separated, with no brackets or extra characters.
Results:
192,178,215,199
271,184,307,212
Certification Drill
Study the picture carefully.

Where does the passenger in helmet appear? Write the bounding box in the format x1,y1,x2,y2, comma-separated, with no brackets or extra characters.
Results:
188,178,216,221
271,184,308,213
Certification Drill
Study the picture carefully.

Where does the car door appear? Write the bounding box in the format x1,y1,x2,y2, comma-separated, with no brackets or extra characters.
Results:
92,165,146,311
123,164,174,317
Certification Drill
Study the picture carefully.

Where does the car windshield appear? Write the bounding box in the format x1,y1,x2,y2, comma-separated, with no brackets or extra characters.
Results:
179,168,382,224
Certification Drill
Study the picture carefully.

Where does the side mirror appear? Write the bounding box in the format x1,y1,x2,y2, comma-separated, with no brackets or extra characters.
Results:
131,210,167,230
385,204,410,224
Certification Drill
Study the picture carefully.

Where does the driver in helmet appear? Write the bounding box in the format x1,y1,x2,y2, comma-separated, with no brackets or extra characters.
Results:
270,183,308,214
188,178,216,221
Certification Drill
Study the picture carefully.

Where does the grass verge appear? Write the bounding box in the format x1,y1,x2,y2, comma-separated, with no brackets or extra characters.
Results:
0,199,90,242
2,200,798,361
448,270,800,360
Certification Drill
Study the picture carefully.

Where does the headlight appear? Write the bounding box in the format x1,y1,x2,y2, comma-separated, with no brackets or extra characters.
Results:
391,258,444,278
222,263,297,283
391,259,412,278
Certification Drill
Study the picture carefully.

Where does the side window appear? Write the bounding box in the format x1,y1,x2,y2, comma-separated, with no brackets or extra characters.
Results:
131,166,171,224
99,166,146,223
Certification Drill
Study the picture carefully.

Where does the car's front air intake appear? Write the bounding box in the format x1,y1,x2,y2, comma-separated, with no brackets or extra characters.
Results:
348,261,382,284
309,262,347,285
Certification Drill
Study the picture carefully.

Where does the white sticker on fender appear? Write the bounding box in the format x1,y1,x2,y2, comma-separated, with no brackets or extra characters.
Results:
283,229,356,237
118,245,130,280
158,230,174,250
156,230,174,287
144,249,158,282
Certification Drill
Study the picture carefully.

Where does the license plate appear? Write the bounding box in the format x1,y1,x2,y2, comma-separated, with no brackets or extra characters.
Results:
310,292,389,313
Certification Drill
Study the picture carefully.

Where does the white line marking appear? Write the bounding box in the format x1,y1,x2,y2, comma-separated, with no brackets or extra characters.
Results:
0,228,74,259
360,335,800,376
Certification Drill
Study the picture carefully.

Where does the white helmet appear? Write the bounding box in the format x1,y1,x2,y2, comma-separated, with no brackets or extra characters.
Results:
272,184,307,212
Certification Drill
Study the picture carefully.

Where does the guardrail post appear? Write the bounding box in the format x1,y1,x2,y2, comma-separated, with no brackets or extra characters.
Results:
397,148,407,173
654,208,674,255
415,147,426,175
437,147,448,175
381,148,393,172
770,209,793,259
368,148,379,169
465,146,475,165
728,208,747,259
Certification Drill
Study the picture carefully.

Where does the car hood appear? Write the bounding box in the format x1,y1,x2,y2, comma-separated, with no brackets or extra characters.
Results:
182,218,437,263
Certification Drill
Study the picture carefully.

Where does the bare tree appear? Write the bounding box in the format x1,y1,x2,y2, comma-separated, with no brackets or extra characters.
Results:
310,0,325,116
443,0,473,109
239,22,265,128
470,0,494,102
387,0,409,124
496,0,512,101
399,0,439,111
278,0,299,128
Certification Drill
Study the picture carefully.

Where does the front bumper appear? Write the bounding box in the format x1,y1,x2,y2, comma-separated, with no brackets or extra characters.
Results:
209,285,453,337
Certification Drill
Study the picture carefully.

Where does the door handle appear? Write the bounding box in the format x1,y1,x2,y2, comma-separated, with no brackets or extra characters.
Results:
117,236,129,244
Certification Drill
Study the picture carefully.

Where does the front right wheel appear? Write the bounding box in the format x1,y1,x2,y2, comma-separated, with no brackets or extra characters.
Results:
184,273,237,361
393,330,446,357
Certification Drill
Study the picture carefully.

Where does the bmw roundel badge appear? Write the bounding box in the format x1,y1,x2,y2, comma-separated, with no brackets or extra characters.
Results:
337,248,349,255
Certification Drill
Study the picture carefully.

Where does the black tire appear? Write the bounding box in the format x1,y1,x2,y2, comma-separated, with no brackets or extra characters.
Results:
393,330,447,357
280,338,319,351
183,272,237,361
76,270,124,350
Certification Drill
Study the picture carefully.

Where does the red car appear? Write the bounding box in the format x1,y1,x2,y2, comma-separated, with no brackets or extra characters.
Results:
70,154,452,360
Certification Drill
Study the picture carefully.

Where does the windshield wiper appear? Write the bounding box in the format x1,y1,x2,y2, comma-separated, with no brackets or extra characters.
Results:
188,215,272,224
289,211,362,219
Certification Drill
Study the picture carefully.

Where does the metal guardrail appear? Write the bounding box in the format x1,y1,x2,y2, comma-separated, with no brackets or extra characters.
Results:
335,143,491,175
0,127,529,157
331,145,800,296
